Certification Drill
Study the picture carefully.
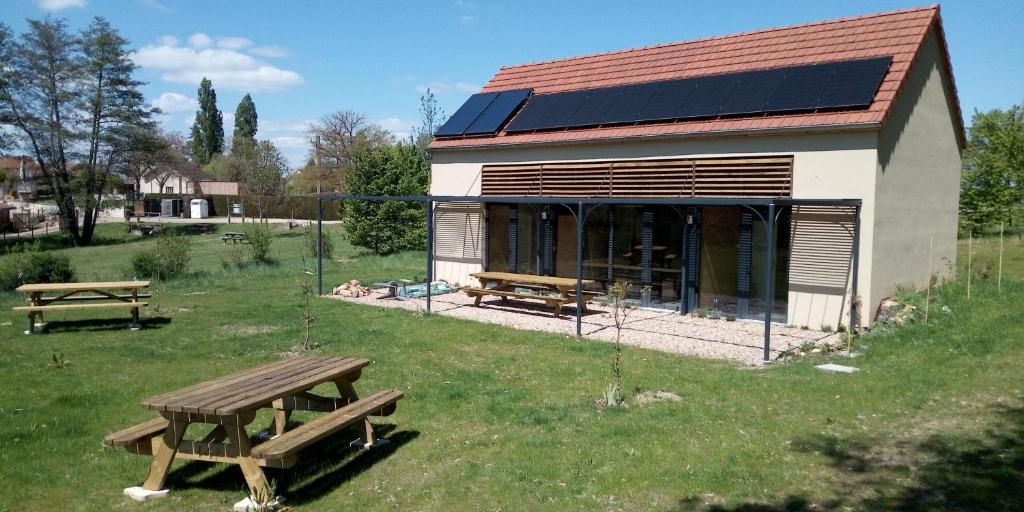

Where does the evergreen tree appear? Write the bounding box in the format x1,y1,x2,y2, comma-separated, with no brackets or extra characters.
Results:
233,93,257,151
189,77,223,165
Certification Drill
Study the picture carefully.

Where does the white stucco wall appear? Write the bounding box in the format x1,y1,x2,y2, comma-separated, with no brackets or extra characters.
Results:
871,28,962,314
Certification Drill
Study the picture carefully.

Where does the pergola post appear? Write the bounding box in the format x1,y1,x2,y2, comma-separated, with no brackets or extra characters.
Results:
575,201,584,337
316,196,323,296
762,202,776,363
849,204,862,331
425,199,434,315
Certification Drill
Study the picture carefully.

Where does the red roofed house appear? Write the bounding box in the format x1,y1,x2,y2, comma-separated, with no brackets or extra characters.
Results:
427,5,962,330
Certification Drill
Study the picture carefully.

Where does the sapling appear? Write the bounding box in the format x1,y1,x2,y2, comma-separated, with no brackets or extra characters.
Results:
605,280,646,407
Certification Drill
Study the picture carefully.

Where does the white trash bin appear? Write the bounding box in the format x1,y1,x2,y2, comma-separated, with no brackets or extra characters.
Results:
189,198,208,219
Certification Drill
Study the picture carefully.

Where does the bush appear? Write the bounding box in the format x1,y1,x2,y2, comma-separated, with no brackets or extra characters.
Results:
128,234,193,279
0,241,76,290
246,225,273,263
303,223,333,260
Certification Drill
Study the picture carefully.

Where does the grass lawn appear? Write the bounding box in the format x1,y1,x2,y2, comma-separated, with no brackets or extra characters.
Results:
0,223,1021,511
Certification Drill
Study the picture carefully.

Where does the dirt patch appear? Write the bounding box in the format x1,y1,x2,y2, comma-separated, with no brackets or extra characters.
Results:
634,390,683,405
219,323,279,336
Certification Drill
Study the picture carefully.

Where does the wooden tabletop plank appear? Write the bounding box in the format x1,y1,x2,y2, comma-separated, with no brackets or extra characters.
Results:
470,272,595,288
143,357,321,412
206,358,369,415
179,357,350,414
15,281,150,292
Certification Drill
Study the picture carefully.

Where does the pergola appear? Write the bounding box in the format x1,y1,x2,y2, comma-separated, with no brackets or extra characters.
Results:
315,194,862,363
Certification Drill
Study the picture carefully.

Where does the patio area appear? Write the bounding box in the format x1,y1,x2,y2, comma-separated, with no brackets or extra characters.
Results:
327,289,843,366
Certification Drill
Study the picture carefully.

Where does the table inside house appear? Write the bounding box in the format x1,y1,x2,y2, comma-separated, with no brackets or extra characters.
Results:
464,271,597,317
13,280,150,333
105,356,403,503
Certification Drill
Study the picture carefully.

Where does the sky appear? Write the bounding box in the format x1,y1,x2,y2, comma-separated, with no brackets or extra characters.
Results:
2,0,1022,168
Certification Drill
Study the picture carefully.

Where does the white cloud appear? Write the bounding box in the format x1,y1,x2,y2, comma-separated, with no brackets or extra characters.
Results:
188,33,213,49
415,80,451,94
151,92,196,113
378,117,415,140
217,36,252,50
249,46,289,58
132,35,304,92
158,35,178,47
37,0,85,10
459,15,476,25
138,0,169,12
455,82,480,93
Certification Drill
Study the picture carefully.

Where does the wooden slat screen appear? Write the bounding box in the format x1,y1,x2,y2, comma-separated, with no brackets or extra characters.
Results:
481,156,792,198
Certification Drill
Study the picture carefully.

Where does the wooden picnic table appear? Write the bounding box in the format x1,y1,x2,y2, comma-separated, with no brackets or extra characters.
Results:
13,281,150,334
221,231,248,244
104,356,403,503
463,271,597,317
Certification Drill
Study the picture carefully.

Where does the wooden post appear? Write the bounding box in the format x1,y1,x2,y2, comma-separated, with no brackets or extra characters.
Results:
967,231,973,301
924,236,933,324
997,222,1004,292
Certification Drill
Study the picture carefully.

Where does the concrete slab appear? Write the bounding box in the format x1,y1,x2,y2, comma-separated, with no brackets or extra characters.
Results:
815,363,860,374
123,486,168,502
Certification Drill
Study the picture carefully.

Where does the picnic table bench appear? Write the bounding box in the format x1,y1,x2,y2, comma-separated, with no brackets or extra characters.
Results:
104,356,403,506
13,281,149,334
221,231,248,244
463,271,598,318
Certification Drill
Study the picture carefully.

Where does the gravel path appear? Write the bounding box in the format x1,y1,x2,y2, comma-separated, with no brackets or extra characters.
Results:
326,289,842,366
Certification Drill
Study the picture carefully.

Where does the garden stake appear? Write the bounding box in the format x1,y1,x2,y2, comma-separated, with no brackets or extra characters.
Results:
998,222,1004,292
924,236,932,324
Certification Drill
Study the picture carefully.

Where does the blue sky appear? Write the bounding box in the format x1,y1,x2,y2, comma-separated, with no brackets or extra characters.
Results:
3,0,1022,168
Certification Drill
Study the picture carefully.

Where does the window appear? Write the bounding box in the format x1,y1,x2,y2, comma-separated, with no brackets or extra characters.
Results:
164,186,174,194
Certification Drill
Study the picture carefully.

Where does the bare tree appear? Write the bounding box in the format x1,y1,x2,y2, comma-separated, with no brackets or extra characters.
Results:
240,140,286,223
306,110,367,194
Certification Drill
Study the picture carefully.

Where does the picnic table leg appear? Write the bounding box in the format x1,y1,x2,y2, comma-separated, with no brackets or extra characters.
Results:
224,423,273,500
142,420,188,491
130,288,141,330
335,379,377,448
26,311,34,335
270,399,292,436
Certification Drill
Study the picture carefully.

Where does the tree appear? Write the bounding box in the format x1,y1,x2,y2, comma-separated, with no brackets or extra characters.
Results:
412,88,445,150
189,77,223,165
960,105,1024,231
117,126,167,193
0,17,154,245
232,93,257,150
239,140,286,223
307,110,392,194
345,142,429,254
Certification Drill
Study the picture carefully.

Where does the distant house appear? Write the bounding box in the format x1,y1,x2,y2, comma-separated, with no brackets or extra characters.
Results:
427,5,963,330
132,162,239,196
0,156,51,200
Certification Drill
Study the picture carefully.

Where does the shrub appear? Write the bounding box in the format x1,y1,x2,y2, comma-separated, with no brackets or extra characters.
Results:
304,224,334,260
345,143,429,255
128,234,193,279
246,225,273,263
0,241,76,290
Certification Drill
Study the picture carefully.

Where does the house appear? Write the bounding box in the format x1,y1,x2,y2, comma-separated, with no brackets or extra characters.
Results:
133,162,239,196
426,5,963,330
0,156,51,200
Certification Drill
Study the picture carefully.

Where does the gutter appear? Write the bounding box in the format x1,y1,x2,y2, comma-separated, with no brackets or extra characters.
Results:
428,122,882,153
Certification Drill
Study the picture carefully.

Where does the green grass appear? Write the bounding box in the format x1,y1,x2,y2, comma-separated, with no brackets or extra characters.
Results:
0,224,1021,511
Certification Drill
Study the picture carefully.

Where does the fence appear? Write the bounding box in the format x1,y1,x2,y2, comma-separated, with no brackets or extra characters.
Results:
138,194,344,221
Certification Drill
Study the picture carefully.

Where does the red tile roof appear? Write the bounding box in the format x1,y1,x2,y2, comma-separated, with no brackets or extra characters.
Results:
430,4,964,150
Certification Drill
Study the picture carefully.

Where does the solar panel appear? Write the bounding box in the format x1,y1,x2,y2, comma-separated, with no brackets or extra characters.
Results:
676,74,739,119
719,68,786,116
564,86,626,127
435,92,498,136
601,81,660,124
764,63,833,113
504,94,561,132
464,89,532,135
637,78,697,122
816,56,892,110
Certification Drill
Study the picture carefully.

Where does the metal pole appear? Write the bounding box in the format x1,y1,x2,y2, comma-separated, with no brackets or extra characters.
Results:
680,209,687,315
575,201,584,337
425,199,434,315
849,204,861,331
316,196,323,296
762,202,776,363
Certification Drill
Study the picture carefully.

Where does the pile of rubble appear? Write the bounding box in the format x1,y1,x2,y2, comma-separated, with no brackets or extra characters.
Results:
332,279,373,298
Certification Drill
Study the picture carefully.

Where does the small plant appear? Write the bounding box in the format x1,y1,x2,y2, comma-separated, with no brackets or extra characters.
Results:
303,223,334,261
246,225,274,263
47,352,70,369
244,479,290,511
694,308,707,318
0,241,76,290
837,323,847,333
298,230,319,351
820,324,833,333
725,314,737,322
603,280,642,408
128,233,192,280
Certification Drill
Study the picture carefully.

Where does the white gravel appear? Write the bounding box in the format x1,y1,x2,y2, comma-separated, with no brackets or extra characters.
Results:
326,289,842,366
